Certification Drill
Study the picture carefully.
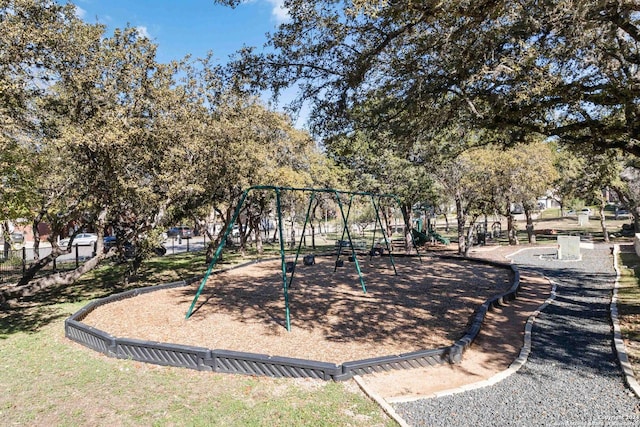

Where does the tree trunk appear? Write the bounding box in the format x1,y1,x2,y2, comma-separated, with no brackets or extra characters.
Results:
380,205,392,237
611,185,640,232
213,207,229,247
18,207,112,287
599,198,609,243
193,214,214,263
455,194,467,255
204,226,216,264
254,217,263,254
2,221,11,259
311,199,320,250
2,250,116,303
507,214,519,245
310,222,316,249
18,246,68,286
290,225,296,249
401,204,412,252
5,209,111,302
524,207,536,244
239,217,249,257
31,213,44,261
463,214,479,257
506,201,518,245
124,254,144,284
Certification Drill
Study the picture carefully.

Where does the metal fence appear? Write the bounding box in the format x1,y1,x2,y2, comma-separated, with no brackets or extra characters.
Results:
0,243,96,285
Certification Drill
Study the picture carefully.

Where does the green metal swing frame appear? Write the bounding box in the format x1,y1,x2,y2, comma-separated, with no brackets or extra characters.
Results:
185,185,421,331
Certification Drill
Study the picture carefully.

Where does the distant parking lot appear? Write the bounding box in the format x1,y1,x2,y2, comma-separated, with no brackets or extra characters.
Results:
163,235,207,255
17,235,209,263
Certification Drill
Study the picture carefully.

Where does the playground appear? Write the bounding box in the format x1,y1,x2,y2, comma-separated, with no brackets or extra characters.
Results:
80,255,513,364
69,186,525,381
62,185,640,424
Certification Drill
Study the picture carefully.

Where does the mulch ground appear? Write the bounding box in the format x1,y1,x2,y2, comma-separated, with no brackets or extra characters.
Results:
81,253,513,364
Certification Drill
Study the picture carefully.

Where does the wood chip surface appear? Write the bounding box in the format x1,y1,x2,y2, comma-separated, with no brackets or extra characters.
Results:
82,256,512,364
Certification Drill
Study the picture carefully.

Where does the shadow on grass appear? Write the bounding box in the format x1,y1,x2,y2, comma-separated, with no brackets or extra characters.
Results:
0,250,212,337
0,305,68,338
0,245,336,337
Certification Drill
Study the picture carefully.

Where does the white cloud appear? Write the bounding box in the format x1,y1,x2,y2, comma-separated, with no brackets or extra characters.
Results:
136,25,151,39
265,0,290,23
74,5,86,19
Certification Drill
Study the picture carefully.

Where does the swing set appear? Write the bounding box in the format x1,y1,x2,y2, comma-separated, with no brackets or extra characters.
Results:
185,185,420,331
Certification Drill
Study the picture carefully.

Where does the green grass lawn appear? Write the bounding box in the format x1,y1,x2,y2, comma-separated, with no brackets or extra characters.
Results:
0,250,395,427
426,208,635,246
616,249,640,379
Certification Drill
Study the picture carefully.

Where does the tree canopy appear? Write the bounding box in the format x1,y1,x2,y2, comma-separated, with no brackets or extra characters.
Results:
0,0,333,296
3,0,640,298
219,0,640,156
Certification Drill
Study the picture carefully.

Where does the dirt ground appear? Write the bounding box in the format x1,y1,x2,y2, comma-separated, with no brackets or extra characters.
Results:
81,247,551,399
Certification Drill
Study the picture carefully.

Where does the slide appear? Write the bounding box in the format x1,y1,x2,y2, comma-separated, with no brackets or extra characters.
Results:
411,228,450,246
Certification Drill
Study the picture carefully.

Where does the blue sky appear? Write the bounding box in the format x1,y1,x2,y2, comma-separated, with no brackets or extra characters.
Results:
73,0,309,127
74,0,287,65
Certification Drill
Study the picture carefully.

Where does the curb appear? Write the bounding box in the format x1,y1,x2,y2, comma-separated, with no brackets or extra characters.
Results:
611,245,640,398
353,375,410,427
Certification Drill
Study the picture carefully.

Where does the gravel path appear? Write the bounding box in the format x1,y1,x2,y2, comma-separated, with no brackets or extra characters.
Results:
393,244,640,426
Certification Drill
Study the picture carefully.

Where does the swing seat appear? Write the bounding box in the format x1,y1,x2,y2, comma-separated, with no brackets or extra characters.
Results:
286,261,295,273
369,247,384,256
335,259,344,267
303,254,315,265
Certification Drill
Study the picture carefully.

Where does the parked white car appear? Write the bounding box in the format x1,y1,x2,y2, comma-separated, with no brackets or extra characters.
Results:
59,233,98,247
10,231,24,244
